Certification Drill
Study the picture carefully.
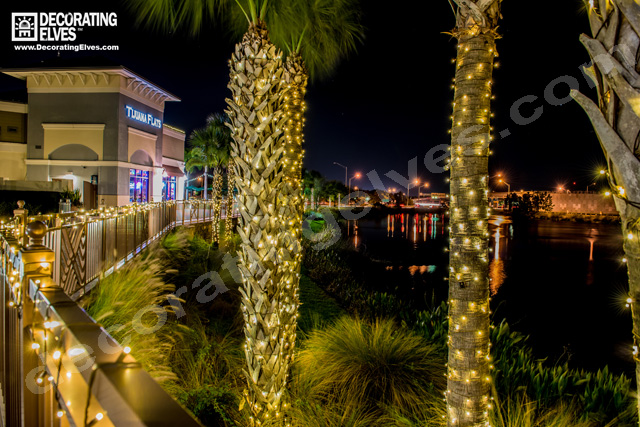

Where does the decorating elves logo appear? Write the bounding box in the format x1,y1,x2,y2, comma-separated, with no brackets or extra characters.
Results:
11,12,117,42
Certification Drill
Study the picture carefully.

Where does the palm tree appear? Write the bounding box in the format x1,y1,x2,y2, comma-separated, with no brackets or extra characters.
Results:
571,0,640,419
125,1,362,424
225,158,236,244
186,113,231,243
446,1,502,425
264,1,363,326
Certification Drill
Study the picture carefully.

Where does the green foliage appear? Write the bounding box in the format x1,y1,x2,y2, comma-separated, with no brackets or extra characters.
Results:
83,244,184,383
303,234,636,426
60,188,82,207
505,192,553,217
186,113,232,173
297,273,344,334
491,321,636,424
490,395,594,427
291,317,446,425
170,316,247,426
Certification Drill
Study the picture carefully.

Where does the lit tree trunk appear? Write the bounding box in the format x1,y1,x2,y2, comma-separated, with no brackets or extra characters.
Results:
203,165,208,201
225,21,292,426
225,161,236,244
273,52,307,379
212,167,223,243
447,1,501,425
571,0,640,420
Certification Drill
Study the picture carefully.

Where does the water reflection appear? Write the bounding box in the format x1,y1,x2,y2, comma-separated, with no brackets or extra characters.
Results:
586,228,599,285
489,215,511,295
385,265,437,275
343,211,630,373
382,213,444,243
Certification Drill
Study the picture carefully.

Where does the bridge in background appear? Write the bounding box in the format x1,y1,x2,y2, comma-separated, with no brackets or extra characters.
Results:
0,200,238,427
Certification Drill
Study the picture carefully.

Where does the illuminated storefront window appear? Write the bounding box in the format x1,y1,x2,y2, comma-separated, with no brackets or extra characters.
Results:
163,176,176,201
129,169,149,203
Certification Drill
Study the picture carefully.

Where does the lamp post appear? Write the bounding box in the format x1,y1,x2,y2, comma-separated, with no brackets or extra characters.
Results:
498,179,510,193
348,173,361,205
419,182,430,197
586,182,596,192
407,179,419,200
334,162,348,207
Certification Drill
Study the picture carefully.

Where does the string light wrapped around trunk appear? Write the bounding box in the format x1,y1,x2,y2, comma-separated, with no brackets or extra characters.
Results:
225,161,236,244
446,1,502,425
225,21,294,426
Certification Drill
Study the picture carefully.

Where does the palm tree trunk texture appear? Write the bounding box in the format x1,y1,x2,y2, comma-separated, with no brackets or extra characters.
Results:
273,52,308,375
447,2,501,425
571,0,640,420
203,165,208,201
225,21,292,426
226,161,235,244
212,168,223,243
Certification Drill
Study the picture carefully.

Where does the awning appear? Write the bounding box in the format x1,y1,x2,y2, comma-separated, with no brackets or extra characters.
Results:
163,165,184,177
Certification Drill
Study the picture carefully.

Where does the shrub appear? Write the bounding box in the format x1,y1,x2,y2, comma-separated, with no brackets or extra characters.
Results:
292,317,446,424
82,246,184,384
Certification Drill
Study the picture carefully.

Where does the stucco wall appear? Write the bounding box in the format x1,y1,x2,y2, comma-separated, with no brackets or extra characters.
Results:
27,93,119,160
0,142,26,180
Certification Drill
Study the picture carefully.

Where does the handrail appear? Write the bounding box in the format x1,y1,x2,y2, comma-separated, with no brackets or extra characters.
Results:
26,276,202,427
0,200,240,427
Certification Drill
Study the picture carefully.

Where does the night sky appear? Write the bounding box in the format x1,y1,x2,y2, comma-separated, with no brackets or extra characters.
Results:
0,1,601,194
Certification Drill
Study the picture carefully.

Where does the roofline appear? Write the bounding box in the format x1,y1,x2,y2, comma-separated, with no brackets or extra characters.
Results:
1,65,180,102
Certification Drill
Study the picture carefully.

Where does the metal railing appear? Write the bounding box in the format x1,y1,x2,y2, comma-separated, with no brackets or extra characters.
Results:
32,200,238,298
0,199,239,427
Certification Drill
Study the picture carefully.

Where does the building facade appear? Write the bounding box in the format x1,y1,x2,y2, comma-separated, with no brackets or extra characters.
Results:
0,65,185,208
0,100,28,181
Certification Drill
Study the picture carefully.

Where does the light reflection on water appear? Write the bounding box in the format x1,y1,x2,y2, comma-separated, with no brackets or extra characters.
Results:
344,211,630,373
489,215,511,295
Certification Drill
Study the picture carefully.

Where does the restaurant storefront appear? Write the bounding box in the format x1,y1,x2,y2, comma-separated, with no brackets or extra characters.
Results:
0,64,186,207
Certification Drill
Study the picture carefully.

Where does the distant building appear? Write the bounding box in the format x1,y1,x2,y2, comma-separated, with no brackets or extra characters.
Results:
489,191,617,215
0,63,185,208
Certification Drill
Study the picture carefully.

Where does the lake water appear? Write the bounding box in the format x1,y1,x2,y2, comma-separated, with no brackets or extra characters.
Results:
345,211,632,375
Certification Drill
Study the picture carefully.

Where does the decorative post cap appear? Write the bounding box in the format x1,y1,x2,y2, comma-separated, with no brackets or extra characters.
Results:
17,200,25,209
25,221,47,248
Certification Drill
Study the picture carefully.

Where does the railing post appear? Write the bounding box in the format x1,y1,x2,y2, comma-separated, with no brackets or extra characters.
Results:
114,214,119,266
133,209,138,253
13,201,28,247
16,221,55,427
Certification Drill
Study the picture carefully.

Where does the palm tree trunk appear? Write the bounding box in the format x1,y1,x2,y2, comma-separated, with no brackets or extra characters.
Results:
272,52,307,380
447,2,501,425
571,1,640,420
225,161,235,244
212,167,223,243
203,165,208,201
225,21,291,426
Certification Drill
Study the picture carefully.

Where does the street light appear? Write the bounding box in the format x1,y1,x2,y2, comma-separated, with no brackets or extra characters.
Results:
586,182,597,192
348,173,361,205
333,162,348,187
407,178,420,199
498,179,511,193
419,182,430,197
333,162,348,206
